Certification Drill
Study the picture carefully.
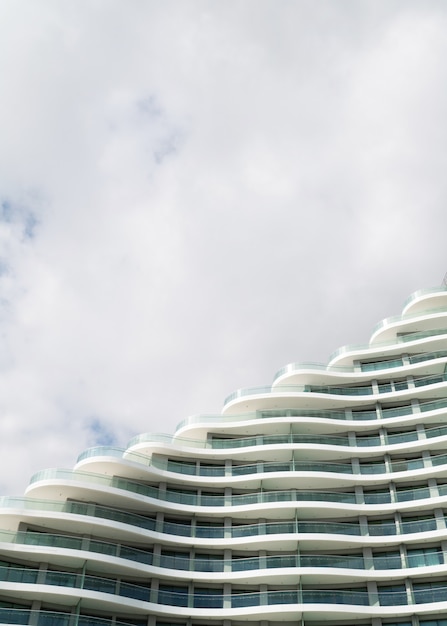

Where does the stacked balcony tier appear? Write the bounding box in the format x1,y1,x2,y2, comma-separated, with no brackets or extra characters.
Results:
2,288,447,626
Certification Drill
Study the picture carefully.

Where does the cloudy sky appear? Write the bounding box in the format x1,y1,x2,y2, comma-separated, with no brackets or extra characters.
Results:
0,0,446,494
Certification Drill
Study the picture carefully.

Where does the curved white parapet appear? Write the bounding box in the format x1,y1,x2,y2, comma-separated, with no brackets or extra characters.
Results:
3,286,447,626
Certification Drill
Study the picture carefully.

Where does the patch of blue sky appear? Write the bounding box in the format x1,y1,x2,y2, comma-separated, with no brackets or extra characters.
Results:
0,259,9,276
0,197,39,240
87,417,117,447
137,94,163,118
135,93,184,165
154,131,182,164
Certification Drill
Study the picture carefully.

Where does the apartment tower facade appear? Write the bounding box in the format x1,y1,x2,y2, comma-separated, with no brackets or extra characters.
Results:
2,287,447,626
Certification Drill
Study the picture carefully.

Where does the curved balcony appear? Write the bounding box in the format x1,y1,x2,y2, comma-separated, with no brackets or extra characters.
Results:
131,399,447,453
75,424,442,469
6,530,445,578
403,286,447,315
0,609,140,626
273,349,447,386
0,563,151,601
328,328,447,368
370,307,447,345
77,447,447,483
4,577,447,613
24,468,447,514
273,361,353,383
0,498,442,544
228,373,447,406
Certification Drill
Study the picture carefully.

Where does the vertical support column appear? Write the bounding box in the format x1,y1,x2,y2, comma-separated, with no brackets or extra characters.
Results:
435,509,447,531
367,581,379,607
190,515,196,539
259,584,268,605
422,449,432,469
428,478,439,499
147,615,156,626
224,517,232,540
152,543,161,567
150,577,159,604
36,562,48,585
359,515,369,537
223,549,232,573
389,481,397,504
405,578,414,607
81,535,90,552
223,583,232,609
187,581,194,608
155,511,164,534
29,602,42,626
375,402,382,421
259,550,267,570
441,540,447,565
355,485,364,505
399,544,408,569
363,546,374,570
416,423,426,440
224,487,232,507
411,398,421,416
225,458,232,477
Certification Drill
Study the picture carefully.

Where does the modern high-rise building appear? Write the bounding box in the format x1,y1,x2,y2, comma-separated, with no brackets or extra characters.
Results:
3,286,447,626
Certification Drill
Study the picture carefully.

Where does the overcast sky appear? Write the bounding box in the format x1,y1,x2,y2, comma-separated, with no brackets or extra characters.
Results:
0,0,446,494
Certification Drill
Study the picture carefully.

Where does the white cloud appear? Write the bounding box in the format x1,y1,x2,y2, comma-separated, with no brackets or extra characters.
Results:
0,0,446,493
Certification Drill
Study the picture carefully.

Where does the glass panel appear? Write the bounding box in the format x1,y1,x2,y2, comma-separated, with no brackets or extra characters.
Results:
373,552,401,569
0,609,31,625
407,548,443,567
378,585,407,606
193,589,223,608
158,586,188,607
414,583,447,603
120,582,150,601
401,517,437,534
368,519,397,536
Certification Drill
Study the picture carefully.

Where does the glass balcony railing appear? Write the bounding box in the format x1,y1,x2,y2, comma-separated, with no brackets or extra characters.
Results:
0,563,150,601
129,405,447,453
76,443,447,481
330,320,447,365
131,584,447,609
372,305,447,335
275,333,447,383
87,424,447,467
225,372,447,406
170,400,447,445
25,467,447,510
403,286,447,306
2,584,447,626
0,609,144,626
360,357,405,372
274,362,353,380
14,528,445,573
0,497,442,543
